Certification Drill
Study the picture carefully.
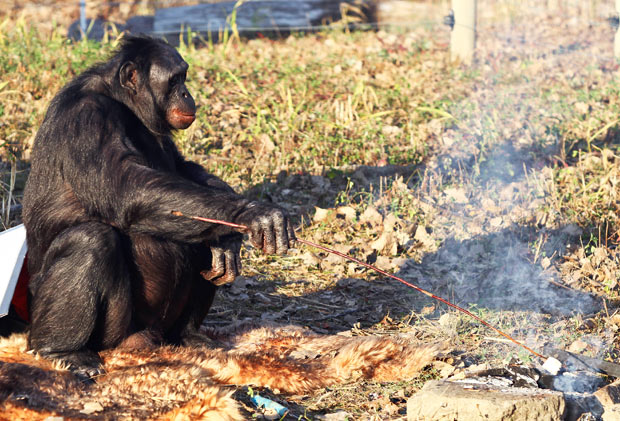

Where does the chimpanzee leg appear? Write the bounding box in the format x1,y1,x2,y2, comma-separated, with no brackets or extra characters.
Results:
166,269,218,347
135,240,217,347
129,235,215,346
28,222,132,378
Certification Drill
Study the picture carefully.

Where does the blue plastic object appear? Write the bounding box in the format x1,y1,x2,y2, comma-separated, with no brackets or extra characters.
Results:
250,394,289,417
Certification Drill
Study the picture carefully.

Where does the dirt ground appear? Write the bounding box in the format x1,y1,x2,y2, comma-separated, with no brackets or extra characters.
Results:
2,0,620,419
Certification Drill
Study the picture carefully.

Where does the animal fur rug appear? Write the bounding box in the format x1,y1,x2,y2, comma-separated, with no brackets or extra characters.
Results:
0,322,439,420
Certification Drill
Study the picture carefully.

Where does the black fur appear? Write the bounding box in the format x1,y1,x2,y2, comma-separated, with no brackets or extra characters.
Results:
22,35,294,376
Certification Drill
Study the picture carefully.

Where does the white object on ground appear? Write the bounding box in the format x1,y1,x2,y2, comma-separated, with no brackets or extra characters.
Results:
542,357,562,375
0,224,27,317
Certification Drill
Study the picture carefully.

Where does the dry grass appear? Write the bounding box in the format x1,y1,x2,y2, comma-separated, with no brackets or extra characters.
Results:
2,0,620,418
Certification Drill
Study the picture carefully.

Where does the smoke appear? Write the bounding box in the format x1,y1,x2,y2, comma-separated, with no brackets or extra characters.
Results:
393,16,611,319
400,229,598,317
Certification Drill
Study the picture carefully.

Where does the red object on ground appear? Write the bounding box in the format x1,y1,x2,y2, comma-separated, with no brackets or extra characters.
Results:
12,254,29,322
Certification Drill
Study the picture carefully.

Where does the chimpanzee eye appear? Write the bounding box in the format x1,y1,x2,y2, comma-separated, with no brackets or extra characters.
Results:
169,74,184,87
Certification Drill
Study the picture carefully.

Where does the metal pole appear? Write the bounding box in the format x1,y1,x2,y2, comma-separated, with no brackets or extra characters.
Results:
615,0,620,60
450,0,477,65
80,0,87,37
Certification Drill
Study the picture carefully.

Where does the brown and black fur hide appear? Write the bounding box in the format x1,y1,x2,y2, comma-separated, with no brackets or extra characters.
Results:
0,322,439,420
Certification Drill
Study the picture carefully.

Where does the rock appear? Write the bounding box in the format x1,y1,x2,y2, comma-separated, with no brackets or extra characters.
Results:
562,392,604,421
602,407,620,421
595,380,620,406
594,380,620,421
407,380,565,421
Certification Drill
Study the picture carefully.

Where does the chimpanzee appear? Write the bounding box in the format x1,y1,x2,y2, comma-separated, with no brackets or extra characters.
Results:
22,35,295,378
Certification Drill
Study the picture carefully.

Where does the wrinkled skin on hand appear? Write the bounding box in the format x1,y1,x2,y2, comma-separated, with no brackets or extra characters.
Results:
201,234,243,286
234,201,296,255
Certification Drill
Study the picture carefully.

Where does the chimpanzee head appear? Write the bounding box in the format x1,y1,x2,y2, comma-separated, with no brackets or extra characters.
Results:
115,35,196,134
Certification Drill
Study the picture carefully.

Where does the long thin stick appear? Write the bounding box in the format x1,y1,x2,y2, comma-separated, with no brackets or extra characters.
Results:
171,210,547,360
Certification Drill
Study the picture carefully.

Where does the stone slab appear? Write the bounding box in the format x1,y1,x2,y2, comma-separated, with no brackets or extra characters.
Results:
407,380,565,421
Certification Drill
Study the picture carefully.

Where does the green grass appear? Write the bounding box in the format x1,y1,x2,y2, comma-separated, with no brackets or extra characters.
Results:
4,6,620,417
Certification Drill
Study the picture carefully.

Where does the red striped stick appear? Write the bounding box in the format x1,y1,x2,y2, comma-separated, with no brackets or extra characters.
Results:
172,210,547,360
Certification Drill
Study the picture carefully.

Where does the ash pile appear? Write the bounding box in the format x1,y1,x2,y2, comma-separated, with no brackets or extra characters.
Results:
407,349,620,421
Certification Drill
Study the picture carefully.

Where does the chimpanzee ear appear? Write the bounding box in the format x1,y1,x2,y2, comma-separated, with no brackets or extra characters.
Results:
119,61,139,94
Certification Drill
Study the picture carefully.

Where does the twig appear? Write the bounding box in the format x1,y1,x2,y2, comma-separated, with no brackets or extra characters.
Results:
296,296,344,309
483,336,515,344
548,279,573,291
307,308,358,322
171,210,548,361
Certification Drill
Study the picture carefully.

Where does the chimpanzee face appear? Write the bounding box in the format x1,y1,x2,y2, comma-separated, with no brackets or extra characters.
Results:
119,44,197,133
149,54,196,130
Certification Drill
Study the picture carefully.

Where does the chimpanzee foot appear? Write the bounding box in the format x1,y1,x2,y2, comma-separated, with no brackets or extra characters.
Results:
118,329,162,350
180,330,219,349
45,350,105,381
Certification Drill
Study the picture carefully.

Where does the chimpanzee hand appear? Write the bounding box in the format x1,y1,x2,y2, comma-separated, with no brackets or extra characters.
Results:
234,201,296,255
201,234,243,286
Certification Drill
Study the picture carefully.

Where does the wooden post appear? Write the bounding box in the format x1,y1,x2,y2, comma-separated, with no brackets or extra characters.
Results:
615,0,620,60
450,0,477,65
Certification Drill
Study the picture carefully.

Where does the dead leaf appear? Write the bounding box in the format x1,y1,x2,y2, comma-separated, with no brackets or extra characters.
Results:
395,231,411,247
608,314,620,331
444,187,468,204
255,133,275,154
337,206,356,222
383,212,398,232
313,207,330,222
360,206,382,227
541,257,551,270
371,232,397,255
432,360,456,378
575,101,589,114
333,232,347,242
391,176,409,193
567,339,588,353
317,411,351,421
414,226,434,249
375,255,392,269
383,402,400,416
421,305,435,315
81,402,104,415
324,245,353,265
319,245,352,274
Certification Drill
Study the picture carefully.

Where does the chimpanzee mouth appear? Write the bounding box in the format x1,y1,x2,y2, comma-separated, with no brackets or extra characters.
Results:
174,112,195,126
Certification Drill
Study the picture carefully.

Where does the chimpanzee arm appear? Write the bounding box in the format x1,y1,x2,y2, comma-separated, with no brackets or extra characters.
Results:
175,153,245,284
117,162,250,243
56,101,293,252
57,106,251,244
176,157,236,194
172,148,296,254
